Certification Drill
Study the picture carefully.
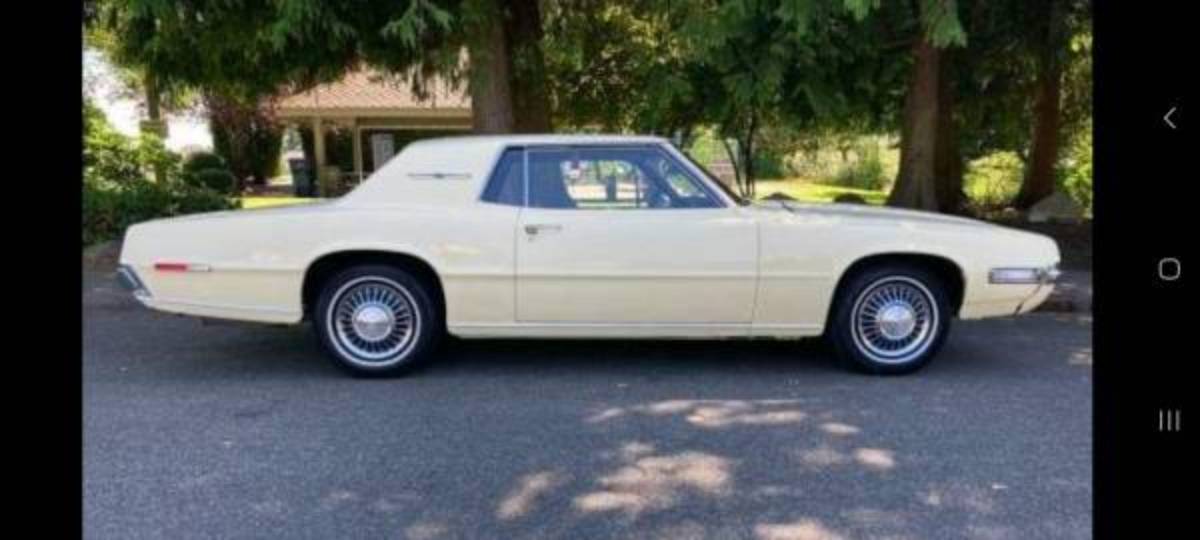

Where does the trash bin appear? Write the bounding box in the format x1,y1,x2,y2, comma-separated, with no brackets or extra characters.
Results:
288,158,315,197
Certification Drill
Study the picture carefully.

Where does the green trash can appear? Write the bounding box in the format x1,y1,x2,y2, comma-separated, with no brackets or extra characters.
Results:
288,158,315,197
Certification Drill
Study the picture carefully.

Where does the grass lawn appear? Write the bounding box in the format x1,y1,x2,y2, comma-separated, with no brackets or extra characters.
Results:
755,179,887,205
240,196,322,209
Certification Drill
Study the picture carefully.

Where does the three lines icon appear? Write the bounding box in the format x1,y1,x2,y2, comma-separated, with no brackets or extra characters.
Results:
1158,409,1183,432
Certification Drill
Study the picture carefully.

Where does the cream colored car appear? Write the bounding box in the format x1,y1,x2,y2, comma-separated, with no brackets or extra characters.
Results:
118,135,1060,376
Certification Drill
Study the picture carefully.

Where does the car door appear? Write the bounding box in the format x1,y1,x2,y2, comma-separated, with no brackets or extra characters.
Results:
515,144,758,325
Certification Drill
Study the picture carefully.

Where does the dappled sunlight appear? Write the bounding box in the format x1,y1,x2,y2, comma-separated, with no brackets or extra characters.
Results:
403,520,449,540
853,448,896,471
573,450,734,516
586,399,808,429
842,507,908,529
319,489,359,511
796,446,850,468
819,422,861,436
793,445,896,472
918,483,999,514
755,518,847,540
496,470,568,521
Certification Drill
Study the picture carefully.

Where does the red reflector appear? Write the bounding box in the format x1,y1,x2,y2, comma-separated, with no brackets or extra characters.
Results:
154,262,190,272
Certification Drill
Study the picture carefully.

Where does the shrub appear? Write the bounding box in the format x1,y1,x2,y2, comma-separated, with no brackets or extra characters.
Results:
187,167,239,194
752,150,790,180
182,151,227,176
83,179,240,245
828,140,886,190
83,105,240,245
136,133,182,182
182,151,238,194
964,152,1023,211
1059,125,1093,216
85,123,144,187
173,183,241,215
833,193,868,204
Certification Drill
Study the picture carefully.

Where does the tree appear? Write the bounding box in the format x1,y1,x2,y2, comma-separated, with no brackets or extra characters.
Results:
86,3,202,182
883,0,966,211
1013,0,1089,209
207,95,284,187
87,1,555,137
544,0,889,197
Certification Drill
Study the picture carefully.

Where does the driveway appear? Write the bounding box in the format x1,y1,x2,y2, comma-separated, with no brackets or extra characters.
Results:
83,271,1092,539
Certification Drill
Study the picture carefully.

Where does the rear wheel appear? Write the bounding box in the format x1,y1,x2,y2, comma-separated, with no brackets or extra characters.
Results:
827,265,951,374
314,265,442,377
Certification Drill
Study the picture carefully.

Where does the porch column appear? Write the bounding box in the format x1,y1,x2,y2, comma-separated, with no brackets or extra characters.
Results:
312,116,327,196
352,120,364,182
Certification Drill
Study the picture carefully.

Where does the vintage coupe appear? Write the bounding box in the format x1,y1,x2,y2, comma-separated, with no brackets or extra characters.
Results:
118,135,1060,376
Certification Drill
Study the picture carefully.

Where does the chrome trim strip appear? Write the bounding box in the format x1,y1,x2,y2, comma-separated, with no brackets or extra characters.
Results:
989,264,1060,285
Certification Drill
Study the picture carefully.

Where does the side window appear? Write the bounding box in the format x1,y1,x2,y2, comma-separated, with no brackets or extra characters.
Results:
527,148,580,209
526,146,722,209
480,148,525,206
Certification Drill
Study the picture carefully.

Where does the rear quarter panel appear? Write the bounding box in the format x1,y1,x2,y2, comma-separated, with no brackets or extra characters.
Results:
120,202,519,325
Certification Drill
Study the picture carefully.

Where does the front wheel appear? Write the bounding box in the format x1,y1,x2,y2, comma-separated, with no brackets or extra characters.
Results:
314,265,442,377
827,265,951,375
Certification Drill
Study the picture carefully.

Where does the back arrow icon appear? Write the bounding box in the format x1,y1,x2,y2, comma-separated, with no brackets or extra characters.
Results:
1164,106,1178,129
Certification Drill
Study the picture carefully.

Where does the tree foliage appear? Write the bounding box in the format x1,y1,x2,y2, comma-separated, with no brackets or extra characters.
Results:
85,0,1092,214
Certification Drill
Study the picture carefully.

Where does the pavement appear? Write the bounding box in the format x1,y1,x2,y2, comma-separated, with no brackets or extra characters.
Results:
83,271,1092,539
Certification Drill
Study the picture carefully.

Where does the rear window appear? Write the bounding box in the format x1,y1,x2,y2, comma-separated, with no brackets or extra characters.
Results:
480,148,525,206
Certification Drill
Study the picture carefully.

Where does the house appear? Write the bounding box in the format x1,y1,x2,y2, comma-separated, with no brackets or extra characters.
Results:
276,70,471,193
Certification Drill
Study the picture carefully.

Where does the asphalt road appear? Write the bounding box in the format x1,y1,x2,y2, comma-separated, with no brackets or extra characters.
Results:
83,271,1092,539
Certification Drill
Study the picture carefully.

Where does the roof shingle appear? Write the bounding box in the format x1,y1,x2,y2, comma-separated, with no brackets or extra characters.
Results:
277,70,470,113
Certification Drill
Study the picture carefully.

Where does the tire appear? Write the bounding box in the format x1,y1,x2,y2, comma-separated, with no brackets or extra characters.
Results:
827,264,951,375
313,264,442,377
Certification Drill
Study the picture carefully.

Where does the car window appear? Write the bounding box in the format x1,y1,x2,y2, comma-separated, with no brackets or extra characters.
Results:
526,146,721,210
480,148,525,206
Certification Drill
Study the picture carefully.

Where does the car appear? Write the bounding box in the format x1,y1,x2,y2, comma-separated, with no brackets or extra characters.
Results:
117,134,1061,376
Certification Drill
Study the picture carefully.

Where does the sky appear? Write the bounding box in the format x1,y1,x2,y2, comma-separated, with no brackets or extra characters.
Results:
84,49,213,151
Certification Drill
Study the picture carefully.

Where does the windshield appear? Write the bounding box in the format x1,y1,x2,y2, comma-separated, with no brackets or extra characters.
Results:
672,144,750,206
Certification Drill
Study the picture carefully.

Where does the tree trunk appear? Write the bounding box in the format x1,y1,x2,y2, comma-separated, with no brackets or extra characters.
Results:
143,72,166,183
145,72,161,124
1014,0,1065,210
887,36,941,211
504,0,552,133
721,137,745,198
934,49,965,214
741,115,759,199
467,0,516,133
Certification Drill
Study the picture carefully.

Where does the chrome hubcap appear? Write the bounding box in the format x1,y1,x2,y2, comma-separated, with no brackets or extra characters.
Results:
851,277,938,364
877,304,917,340
352,305,394,341
329,278,419,364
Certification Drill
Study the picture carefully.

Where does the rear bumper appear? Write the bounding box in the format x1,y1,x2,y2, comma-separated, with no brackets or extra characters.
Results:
116,264,152,301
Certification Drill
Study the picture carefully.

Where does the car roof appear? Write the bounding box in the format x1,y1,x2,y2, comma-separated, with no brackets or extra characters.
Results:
337,134,678,209
409,133,670,148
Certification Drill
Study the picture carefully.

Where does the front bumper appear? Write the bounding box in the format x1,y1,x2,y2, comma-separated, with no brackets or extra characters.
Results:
960,263,1060,319
988,264,1061,285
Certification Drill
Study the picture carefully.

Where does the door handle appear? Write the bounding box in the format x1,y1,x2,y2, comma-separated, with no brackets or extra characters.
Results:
524,224,563,236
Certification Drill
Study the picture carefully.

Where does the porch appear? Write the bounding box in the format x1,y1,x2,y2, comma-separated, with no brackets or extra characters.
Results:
276,70,472,195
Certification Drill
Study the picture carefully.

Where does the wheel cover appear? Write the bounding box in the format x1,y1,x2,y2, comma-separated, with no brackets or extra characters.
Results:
850,276,939,365
327,276,420,366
